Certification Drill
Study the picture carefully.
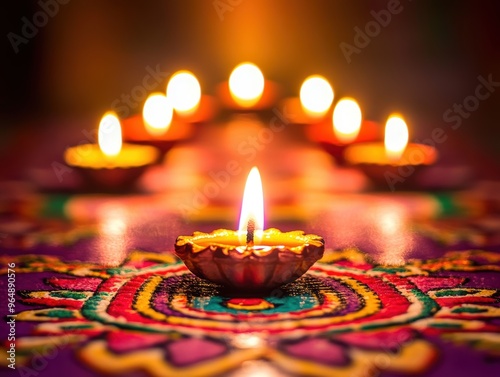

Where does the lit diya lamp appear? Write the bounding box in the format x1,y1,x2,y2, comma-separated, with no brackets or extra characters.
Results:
121,92,194,153
175,167,324,292
216,62,280,110
306,98,381,164
279,75,335,125
166,70,218,123
344,114,438,190
64,112,159,191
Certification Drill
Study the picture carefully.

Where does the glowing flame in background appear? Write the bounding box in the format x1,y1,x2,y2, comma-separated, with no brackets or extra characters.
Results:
332,98,362,144
229,62,265,107
98,112,122,157
166,71,201,115
143,93,173,136
384,114,409,162
300,75,334,118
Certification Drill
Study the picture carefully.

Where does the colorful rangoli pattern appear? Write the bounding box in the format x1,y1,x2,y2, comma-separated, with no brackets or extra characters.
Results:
1,248,500,376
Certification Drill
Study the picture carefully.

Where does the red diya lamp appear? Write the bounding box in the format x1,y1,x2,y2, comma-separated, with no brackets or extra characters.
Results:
344,114,439,190
279,74,335,125
64,112,159,191
175,167,324,292
166,70,218,123
121,92,194,153
216,62,280,110
306,98,381,165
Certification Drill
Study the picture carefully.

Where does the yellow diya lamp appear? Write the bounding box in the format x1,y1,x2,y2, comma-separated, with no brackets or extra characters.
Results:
121,92,194,153
216,62,280,110
64,112,159,191
344,114,438,190
306,98,381,164
175,167,324,292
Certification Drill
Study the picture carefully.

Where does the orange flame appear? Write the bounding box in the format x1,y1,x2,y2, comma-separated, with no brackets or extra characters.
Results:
229,62,265,107
238,167,264,245
333,98,362,144
98,112,122,157
384,114,409,162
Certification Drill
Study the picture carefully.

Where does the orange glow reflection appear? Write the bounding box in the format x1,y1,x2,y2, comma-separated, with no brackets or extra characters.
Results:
238,167,264,244
238,360,282,377
384,114,409,162
98,112,122,157
373,203,414,265
96,203,129,265
332,98,362,144
232,334,266,349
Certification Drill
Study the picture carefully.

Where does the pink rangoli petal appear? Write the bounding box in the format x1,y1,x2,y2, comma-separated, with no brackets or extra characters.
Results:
166,338,227,366
408,276,465,293
336,328,414,351
107,331,169,353
283,338,348,366
47,277,102,291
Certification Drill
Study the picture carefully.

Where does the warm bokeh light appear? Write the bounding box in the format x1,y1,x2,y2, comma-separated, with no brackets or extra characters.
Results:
373,203,414,265
96,202,129,266
229,62,265,107
300,75,334,118
384,114,409,162
238,167,264,244
332,98,362,144
142,93,174,136
166,71,201,115
232,334,266,349
98,112,122,157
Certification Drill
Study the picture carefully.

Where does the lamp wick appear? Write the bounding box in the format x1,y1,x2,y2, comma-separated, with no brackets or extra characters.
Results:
246,218,255,248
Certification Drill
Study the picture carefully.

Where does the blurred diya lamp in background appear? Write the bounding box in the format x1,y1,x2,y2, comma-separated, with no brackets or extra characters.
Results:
64,112,159,192
279,75,335,125
121,93,194,153
216,62,280,110
345,114,438,190
166,70,218,123
306,98,380,165
175,167,324,292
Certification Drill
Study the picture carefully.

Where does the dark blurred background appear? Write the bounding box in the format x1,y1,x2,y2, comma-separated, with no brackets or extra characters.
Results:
1,0,499,172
